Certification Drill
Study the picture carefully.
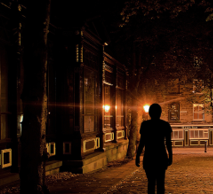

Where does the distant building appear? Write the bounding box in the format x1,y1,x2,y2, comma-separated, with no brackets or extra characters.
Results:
159,68,213,147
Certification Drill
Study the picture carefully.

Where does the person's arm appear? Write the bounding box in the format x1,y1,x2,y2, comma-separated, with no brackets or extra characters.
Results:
166,124,173,166
135,122,145,167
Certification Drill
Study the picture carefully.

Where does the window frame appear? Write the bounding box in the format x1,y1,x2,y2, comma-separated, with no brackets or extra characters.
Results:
171,129,184,140
103,83,114,131
116,88,125,129
168,102,180,122
83,67,97,133
189,129,209,139
193,104,204,121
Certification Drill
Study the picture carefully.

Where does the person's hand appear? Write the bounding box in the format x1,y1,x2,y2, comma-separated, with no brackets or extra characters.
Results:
168,157,172,166
135,156,140,167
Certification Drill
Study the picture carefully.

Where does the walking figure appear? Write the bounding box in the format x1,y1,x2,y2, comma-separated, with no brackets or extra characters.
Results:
136,103,173,194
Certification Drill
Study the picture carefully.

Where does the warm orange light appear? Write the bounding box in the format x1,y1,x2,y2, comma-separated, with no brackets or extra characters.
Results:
143,104,150,113
103,105,110,112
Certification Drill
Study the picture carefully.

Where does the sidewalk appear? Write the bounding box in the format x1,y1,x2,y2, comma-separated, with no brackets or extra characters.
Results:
47,157,139,194
172,147,213,155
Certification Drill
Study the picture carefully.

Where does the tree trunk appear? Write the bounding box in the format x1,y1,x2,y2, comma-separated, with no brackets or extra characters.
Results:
126,98,138,158
126,42,140,158
20,1,51,194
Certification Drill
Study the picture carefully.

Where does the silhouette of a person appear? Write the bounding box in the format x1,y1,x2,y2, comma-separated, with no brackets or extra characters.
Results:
136,103,173,194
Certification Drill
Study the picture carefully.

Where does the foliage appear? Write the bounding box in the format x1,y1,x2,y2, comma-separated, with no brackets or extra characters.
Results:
101,0,213,157
120,0,213,26
110,0,213,103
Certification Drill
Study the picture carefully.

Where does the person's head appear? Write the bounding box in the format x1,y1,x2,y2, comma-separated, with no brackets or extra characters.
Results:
149,103,162,119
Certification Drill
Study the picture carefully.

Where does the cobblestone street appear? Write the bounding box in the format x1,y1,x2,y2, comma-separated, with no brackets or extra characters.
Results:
105,152,213,194
1,148,213,194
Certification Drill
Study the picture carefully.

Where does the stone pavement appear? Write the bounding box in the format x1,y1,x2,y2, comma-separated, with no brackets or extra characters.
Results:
48,147,213,194
1,147,213,194
105,147,213,194
47,157,139,194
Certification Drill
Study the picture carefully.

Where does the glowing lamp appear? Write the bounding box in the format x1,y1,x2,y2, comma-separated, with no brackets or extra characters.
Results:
103,105,110,112
143,104,150,113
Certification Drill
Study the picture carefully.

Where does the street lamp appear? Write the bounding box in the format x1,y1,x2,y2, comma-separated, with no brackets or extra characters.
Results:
143,104,150,120
103,105,110,113
143,104,150,113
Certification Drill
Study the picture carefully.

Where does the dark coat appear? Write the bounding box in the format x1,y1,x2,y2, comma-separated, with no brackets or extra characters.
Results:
139,119,172,170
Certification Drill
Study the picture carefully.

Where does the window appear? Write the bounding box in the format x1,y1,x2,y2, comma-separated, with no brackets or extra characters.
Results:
1,46,9,140
116,89,124,128
103,65,114,131
83,68,96,133
168,102,180,122
193,104,204,120
189,129,208,139
171,130,184,140
103,84,113,129
193,79,204,93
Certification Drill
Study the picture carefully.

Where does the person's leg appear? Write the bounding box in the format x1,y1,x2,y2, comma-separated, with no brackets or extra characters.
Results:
156,169,166,194
145,169,156,194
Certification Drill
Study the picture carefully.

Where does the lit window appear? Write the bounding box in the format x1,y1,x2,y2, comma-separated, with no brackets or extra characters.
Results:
189,129,208,139
193,104,204,120
103,84,113,129
171,130,184,140
116,89,124,128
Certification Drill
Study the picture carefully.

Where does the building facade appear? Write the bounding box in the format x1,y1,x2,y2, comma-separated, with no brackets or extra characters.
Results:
159,73,213,147
52,23,128,173
0,1,128,186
